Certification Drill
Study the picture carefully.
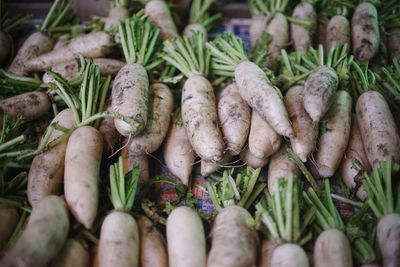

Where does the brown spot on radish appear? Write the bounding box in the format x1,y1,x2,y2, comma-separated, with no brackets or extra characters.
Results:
377,143,389,156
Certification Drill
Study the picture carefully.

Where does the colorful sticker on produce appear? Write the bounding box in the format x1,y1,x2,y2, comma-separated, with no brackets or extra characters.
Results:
192,175,217,216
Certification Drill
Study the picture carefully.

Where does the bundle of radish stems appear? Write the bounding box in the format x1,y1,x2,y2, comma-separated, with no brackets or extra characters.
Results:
1,0,400,266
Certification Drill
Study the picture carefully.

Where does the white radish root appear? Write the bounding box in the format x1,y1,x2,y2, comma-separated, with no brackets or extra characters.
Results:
0,195,69,267
290,2,316,53
122,138,150,182
8,31,54,76
235,60,293,138
316,90,352,178
163,122,195,185
25,31,113,72
340,116,371,200
145,0,179,40
285,85,318,162
250,15,267,49
351,2,380,62
64,126,103,229
377,213,400,267
28,108,76,206
303,65,338,123
105,5,129,31
98,211,139,267
183,23,207,42
181,75,225,162
270,243,309,267
326,15,350,51
249,111,281,159
356,91,400,166
313,228,353,267
43,58,125,83
0,91,51,121
218,82,250,155
267,144,300,194
128,82,174,155
240,146,269,168
138,216,168,267
167,206,206,267
112,63,149,137
207,205,259,267
267,13,289,70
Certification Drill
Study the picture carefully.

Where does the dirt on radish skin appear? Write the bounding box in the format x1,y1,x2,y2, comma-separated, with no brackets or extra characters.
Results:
43,58,125,83
270,243,309,267
356,91,400,166
290,2,316,53
313,228,353,267
285,85,318,162
145,0,179,40
235,61,293,138
267,13,289,70
128,83,174,155
64,126,103,229
121,138,150,182
163,122,195,185
377,213,400,267
167,206,206,267
181,75,225,162
207,205,259,267
0,195,69,267
28,108,77,207
104,5,129,30
98,211,139,267
249,111,281,159
267,144,300,194
303,65,338,123
351,2,380,62
8,31,54,76
0,91,51,121
316,90,352,178
0,204,19,249
0,32,10,66
112,63,149,137
340,116,371,200
326,15,350,51
218,82,250,156
25,31,113,72
138,216,168,267
51,239,90,267
240,146,269,168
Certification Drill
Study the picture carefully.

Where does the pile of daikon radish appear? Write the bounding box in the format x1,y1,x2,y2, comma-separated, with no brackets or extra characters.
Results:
0,0,399,266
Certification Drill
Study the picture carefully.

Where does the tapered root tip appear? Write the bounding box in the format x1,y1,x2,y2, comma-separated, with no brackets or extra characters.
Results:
317,165,334,178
